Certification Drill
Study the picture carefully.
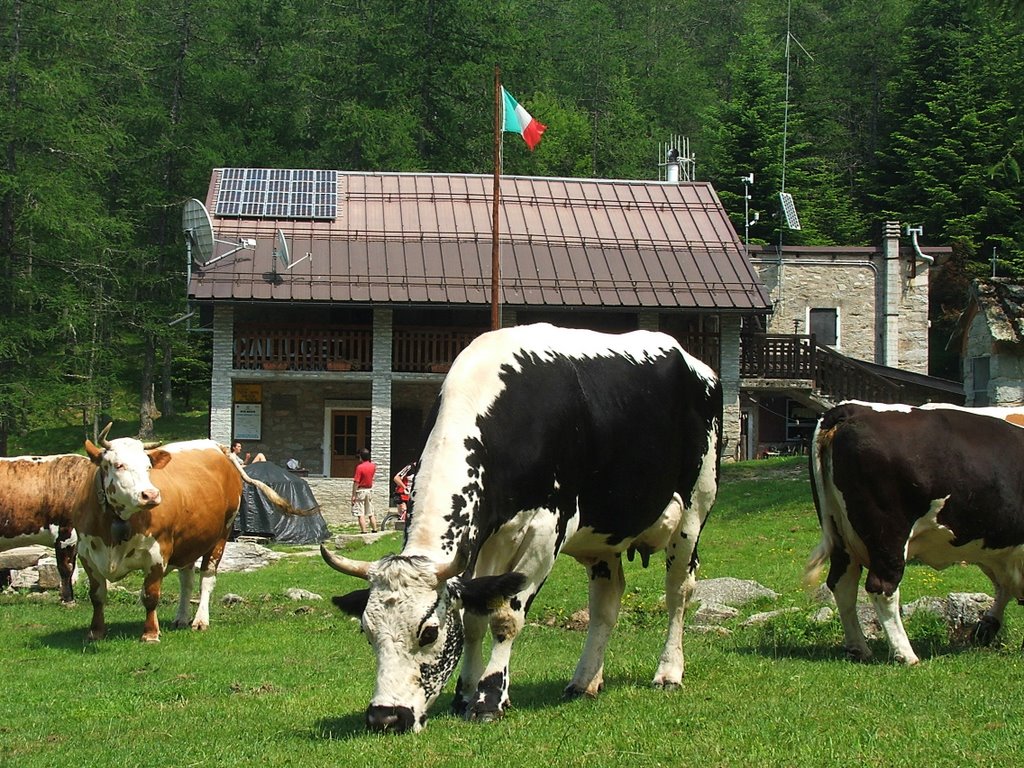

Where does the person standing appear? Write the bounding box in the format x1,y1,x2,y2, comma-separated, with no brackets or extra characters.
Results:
392,460,417,521
351,448,378,534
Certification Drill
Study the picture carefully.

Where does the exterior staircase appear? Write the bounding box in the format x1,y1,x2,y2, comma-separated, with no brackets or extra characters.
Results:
740,333,904,412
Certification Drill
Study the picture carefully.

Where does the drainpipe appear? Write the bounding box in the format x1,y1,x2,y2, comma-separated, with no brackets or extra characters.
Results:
906,225,934,271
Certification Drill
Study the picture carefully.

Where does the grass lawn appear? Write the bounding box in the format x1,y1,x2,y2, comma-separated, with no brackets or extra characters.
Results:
2,457,1023,767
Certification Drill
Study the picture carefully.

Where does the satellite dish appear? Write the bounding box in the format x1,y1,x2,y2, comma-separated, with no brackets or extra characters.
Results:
182,198,257,267
276,228,311,270
274,229,291,268
182,199,215,265
779,192,802,231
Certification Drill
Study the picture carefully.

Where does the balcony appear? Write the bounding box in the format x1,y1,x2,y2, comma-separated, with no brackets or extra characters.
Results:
741,333,903,406
233,324,481,373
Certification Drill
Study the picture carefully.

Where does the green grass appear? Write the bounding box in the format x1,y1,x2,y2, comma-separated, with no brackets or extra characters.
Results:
2,457,1023,767
8,410,211,456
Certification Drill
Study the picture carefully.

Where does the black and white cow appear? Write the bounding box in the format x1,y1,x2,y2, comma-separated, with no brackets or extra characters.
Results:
806,400,1024,665
322,323,722,733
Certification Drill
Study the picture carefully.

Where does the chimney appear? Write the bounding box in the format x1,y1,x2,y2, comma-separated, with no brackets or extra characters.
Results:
881,221,901,368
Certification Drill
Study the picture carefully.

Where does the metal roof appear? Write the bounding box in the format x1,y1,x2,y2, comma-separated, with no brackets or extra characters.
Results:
188,169,771,312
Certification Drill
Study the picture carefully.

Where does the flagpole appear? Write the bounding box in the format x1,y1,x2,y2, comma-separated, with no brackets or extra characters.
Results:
490,65,502,331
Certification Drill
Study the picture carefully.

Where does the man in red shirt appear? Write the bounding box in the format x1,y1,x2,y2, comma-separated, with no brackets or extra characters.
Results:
351,448,378,534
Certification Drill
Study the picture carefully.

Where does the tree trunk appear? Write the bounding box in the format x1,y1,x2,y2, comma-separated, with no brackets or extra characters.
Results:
161,340,176,418
138,334,159,439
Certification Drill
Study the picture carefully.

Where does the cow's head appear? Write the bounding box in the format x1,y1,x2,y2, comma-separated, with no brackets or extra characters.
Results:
321,545,525,734
84,426,170,521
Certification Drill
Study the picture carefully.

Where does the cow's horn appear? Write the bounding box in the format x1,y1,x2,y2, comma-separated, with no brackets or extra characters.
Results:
142,440,163,449
434,544,469,583
320,543,372,580
98,422,114,448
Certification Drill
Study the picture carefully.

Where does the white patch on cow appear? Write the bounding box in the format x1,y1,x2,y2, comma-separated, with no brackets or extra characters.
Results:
905,496,955,565
161,439,222,454
189,567,219,630
79,532,164,581
359,557,452,726
0,524,62,550
920,402,1024,425
907,496,1024,599
58,528,79,549
95,438,163,518
839,399,914,413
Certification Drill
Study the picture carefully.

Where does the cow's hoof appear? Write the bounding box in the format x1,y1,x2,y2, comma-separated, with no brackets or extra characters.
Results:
61,599,77,609
844,646,873,663
652,679,681,692
191,621,209,632
971,616,1001,646
562,684,600,700
894,653,920,666
85,631,105,643
140,634,161,644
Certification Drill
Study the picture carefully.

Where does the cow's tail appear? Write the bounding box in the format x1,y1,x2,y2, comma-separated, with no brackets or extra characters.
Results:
803,411,842,589
223,447,321,517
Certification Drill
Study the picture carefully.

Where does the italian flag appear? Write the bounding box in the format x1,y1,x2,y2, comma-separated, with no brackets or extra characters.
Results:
502,86,546,151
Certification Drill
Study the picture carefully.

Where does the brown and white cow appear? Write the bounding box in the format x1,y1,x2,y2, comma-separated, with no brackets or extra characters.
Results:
76,433,309,642
806,400,1024,665
0,454,92,603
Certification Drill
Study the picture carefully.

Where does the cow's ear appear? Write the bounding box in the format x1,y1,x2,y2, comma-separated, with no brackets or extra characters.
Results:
332,590,370,617
457,572,527,615
148,449,172,470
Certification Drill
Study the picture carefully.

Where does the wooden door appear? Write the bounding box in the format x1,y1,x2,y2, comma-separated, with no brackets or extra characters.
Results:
330,409,371,477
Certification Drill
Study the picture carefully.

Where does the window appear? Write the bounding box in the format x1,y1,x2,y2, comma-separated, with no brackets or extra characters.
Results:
809,308,838,347
970,356,990,406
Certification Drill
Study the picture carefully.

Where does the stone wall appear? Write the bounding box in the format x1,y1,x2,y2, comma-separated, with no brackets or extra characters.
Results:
963,311,1024,406
750,233,929,373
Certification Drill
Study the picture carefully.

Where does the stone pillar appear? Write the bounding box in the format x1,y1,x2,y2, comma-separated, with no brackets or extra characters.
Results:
370,307,394,515
718,315,742,461
210,305,234,443
882,221,901,367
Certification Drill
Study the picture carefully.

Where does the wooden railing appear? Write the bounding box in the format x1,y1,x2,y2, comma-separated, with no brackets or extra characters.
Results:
392,328,480,373
814,345,904,403
234,325,373,371
740,334,816,379
232,324,484,373
741,333,903,404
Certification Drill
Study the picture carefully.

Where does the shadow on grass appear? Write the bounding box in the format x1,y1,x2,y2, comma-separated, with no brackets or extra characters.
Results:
311,678,579,739
38,621,195,650
729,634,986,664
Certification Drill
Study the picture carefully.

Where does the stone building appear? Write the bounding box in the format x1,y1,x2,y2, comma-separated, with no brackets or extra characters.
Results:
959,278,1024,406
186,168,772,520
739,222,961,457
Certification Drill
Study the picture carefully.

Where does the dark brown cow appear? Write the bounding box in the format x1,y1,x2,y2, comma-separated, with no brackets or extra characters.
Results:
806,400,1024,665
76,435,310,642
0,454,92,603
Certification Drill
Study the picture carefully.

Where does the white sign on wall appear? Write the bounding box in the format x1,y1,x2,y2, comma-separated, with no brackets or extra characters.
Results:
233,404,262,440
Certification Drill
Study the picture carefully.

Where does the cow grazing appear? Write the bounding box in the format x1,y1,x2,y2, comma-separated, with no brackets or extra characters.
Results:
0,454,92,603
806,400,1024,665
322,324,722,733
76,431,309,642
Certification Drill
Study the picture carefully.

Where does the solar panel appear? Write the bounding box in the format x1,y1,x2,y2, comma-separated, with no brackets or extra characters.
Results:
215,168,338,220
779,191,802,230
